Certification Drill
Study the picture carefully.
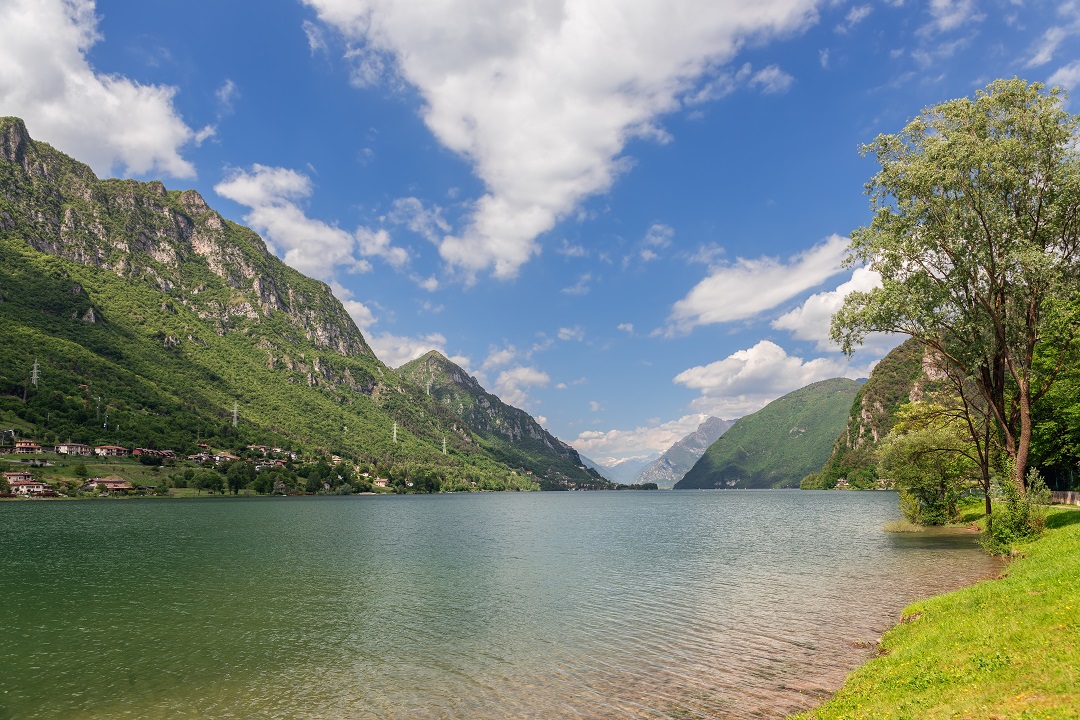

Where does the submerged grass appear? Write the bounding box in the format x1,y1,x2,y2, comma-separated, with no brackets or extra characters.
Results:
793,505,1080,720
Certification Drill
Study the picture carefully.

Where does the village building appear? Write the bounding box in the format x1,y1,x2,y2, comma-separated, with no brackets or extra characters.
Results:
8,478,52,495
13,440,43,454
56,442,92,456
94,445,129,458
4,470,34,484
132,448,175,459
373,477,390,488
86,476,133,492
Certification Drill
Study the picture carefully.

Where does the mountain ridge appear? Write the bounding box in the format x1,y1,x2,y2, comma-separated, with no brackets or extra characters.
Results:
675,378,861,489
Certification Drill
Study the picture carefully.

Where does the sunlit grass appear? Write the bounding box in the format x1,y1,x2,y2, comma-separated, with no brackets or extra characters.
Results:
792,506,1080,719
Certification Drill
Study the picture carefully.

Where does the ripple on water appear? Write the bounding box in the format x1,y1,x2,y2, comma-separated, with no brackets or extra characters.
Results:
0,491,999,719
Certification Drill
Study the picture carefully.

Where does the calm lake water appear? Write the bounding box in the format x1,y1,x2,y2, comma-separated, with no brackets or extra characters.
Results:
0,490,999,719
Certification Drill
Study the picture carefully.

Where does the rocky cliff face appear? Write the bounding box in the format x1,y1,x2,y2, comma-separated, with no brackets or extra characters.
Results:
0,116,371,359
804,339,944,489
637,416,734,488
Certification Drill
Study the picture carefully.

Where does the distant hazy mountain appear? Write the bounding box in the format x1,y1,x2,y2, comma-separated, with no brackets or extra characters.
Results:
588,453,662,484
675,378,861,489
637,416,734,488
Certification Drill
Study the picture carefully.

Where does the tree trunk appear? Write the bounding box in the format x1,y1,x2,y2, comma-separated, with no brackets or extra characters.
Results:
1014,378,1032,493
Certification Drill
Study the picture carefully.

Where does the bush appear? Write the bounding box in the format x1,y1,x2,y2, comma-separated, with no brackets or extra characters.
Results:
982,468,1050,555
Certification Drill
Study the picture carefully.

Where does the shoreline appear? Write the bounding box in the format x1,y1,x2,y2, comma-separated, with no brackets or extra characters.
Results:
790,504,1080,719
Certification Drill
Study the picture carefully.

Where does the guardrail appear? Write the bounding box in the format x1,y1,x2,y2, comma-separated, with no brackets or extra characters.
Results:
1051,491,1080,506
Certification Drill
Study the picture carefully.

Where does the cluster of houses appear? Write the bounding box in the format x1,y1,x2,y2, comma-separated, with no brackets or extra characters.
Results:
11,440,137,458
3,439,308,498
1,470,134,497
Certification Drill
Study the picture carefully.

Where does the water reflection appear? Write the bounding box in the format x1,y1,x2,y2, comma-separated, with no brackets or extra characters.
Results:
0,491,999,719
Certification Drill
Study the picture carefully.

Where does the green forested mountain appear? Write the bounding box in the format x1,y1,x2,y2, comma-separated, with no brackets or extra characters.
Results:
802,339,941,489
0,116,594,488
396,350,612,489
674,378,861,489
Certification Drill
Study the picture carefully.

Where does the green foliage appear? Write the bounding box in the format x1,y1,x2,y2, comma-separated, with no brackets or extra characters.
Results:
833,79,1080,489
878,402,979,525
810,339,934,490
793,506,1080,719
982,468,1051,555
0,116,587,492
676,378,861,489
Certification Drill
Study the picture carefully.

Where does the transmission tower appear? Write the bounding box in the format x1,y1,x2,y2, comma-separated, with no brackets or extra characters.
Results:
393,422,398,444
232,401,238,429
30,360,40,387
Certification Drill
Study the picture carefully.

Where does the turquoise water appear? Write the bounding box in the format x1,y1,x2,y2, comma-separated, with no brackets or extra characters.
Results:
0,491,999,719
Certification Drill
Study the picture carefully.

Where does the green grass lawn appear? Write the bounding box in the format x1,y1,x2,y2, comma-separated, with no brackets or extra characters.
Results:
793,505,1080,719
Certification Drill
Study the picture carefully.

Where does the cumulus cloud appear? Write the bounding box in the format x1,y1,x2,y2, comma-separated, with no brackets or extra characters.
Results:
482,345,518,371
673,340,869,417
770,267,899,353
572,413,712,458
494,366,550,408
369,332,451,369
0,0,198,178
618,322,635,334
215,164,409,279
666,234,849,334
303,0,821,280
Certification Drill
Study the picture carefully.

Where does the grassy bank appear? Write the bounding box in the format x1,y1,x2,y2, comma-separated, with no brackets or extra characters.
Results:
793,505,1080,719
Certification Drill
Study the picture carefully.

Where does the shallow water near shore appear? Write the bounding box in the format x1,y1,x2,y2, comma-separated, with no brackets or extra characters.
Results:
0,490,999,719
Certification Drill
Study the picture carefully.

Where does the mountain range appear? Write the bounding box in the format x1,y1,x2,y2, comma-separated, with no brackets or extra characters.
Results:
0,116,599,489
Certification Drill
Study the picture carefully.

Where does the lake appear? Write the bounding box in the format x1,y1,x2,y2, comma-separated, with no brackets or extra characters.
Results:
0,490,1000,719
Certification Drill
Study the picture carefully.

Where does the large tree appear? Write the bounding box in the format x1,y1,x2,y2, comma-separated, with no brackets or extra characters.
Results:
833,78,1080,492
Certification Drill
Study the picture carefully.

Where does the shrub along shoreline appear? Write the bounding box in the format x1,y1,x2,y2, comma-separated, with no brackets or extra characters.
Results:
791,505,1080,719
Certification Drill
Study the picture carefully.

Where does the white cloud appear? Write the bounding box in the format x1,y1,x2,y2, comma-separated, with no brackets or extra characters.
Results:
215,165,410,279
494,366,550,408
482,345,518,371
558,326,585,342
572,413,712,458
557,240,587,257
836,5,872,33
618,322,635,334
0,0,197,178
303,0,822,280
748,65,795,94
771,267,895,351
216,79,238,110
1048,60,1080,99
920,0,984,35
673,340,870,417
303,19,328,54
369,332,450,368
561,273,593,295
388,197,451,244
589,401,603,412
1026,26,1069,68
666,234,849,334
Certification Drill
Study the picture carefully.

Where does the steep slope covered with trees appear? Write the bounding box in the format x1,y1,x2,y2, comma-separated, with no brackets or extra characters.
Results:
0,116,554,487
802,339,941,489
675,378,861,489
395,350,610,489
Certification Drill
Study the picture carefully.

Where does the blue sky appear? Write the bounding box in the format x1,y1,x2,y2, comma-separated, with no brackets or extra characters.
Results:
2,0,1079,463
